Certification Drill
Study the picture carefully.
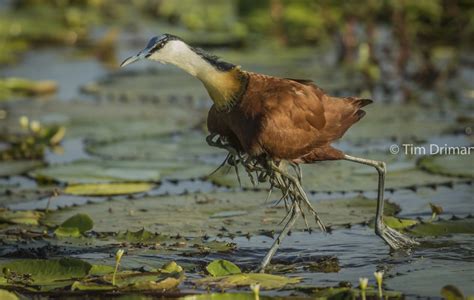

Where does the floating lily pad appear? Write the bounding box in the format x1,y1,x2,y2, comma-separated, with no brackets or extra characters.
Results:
2,100,204,142
0,258,92,286
179,293,275,300
0,209,43,226
116,228,171,244
54,213,93,237
0,160,43,177
195,273,300,289
368,216,419,230
344,104,459,141
71,261,183,292
65,183,154,196
45,191,399,236
408,218,474,236
30,159,212,184
206,260,241,277
87,132,223,162
419,155,474,178
30,160,161,184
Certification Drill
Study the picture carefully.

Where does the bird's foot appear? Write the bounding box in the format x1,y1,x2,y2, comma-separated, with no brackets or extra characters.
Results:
377,223,419,250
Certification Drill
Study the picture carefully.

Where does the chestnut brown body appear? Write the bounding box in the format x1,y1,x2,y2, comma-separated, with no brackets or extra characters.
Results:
207,71,371,163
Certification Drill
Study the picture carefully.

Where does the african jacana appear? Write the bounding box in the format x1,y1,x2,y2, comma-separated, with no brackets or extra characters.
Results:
121,34,418,272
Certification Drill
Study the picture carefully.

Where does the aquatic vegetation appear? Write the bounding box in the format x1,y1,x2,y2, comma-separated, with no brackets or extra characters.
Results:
112,249,125,286
196,272,300,290
0,209,43,226
206,260,242,277
64,182,154,196
54,213,93,237
0,78,57,100
0,118,65,161
359,277,368,300
374,271,384,298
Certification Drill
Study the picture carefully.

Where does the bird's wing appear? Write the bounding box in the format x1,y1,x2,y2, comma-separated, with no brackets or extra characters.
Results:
241,74,330,159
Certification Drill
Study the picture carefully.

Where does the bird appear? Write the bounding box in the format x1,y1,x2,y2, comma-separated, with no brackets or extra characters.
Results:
120,33,418,272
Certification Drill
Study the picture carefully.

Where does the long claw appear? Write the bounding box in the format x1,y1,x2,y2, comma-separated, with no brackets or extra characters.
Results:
377,224,419,249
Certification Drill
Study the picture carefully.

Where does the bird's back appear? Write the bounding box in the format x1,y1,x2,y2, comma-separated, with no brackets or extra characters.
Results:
207,71,371,163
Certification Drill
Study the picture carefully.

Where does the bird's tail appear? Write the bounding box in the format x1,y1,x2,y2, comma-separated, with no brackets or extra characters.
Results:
347,97,373,119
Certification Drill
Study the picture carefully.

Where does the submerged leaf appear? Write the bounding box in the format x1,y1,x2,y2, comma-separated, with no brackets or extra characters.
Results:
206,260,241,277
65,183,153,196
196,273,300,289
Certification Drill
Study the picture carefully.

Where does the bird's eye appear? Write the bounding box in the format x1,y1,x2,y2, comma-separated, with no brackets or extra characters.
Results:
160,42,164,48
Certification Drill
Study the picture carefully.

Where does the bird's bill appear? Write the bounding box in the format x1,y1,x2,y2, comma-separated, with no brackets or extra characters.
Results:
120,52,146,67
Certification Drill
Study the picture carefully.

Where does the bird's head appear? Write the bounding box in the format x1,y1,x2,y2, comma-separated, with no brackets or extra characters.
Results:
120,33,184,67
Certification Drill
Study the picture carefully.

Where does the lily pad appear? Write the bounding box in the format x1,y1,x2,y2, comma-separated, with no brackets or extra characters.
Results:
206,260,241,277
65,183,154,196
45,191,399,236
195,273,300,289
344,104,459,141
30,159,213,184
0,160,43,177
2,100,204,142
0,209,43,226
0,290,19,300
116,229,171,244
30,160,161,184
408,218,474,236
419,155,474,178
0,258,92,286
87,132,224,161
71,261,183,292
54,213,93,237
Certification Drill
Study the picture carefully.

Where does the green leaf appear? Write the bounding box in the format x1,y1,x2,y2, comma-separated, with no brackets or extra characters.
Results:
54,226,82,238
161,261,183,274
115,229,169,243
88,264,115,276
368,216,419,230
196,273,300,289
206,260,241,277
0,290,19,300
0,209,43,226
64,183,154,196
55,213,93,238
58,213,93,233
419,155,474,179
440,285,464,300
408,218,474,236
0,258,92,286
0,160,43,177
179,294,266,300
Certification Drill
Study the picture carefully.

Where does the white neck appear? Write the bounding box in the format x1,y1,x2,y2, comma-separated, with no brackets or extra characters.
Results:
147,40,215,79
147,40,242,110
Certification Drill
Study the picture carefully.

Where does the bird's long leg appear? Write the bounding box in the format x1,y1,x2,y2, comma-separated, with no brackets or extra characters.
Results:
343,154,419,249
257,204,301,273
